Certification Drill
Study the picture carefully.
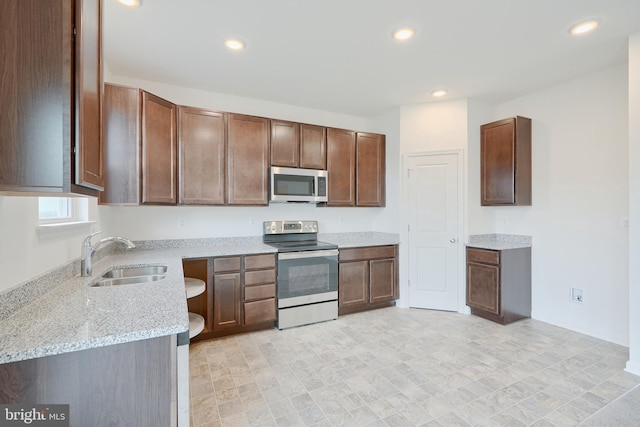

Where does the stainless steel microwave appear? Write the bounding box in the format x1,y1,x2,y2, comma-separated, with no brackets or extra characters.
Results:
270,167,328,203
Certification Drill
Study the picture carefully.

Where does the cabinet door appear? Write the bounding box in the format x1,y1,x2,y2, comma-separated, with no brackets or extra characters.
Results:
178,107,225,205
326,128,356,206
100,84,140,204
481,118,516,205
213,272,242,330
0,0,72,193
369,258,397,303
466,262,500,315
227,114,270,205
74,0,104,191
339,261,369,308
270,120,299,167
300,124,326,170
356,132,385,207
141,91,177,204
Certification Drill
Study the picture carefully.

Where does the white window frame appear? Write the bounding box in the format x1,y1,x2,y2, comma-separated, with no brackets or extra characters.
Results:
37,197,94,229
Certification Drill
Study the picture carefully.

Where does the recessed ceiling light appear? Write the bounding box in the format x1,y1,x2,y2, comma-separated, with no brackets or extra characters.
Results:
569,20,599,36
431,89,448,97
117,0,140,7
224,39,245,51
393,28,415,41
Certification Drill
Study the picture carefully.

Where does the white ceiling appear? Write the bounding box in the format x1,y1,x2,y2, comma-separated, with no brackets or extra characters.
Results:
103,0,640,118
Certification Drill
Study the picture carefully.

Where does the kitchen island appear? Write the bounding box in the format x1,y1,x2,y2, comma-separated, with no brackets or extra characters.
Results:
0,231,399,426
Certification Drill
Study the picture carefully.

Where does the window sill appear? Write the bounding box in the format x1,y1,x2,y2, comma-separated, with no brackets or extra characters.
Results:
37,220,97,231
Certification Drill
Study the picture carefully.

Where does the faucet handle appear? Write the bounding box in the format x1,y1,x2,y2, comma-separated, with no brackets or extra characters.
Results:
83,231,103,246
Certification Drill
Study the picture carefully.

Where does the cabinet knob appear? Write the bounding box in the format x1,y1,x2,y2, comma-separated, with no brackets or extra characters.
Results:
450,238,457,243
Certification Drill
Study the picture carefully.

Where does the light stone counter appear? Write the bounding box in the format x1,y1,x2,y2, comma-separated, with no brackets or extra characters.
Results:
467,233,532,250
1,233,398,364
320,232,400,248
0,238,276,364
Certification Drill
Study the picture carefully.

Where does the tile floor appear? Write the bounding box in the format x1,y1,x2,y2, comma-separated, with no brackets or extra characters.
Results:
188,308,640,427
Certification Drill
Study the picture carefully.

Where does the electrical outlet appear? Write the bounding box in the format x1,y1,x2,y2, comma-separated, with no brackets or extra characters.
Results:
178,219,185,227
571,287,583,303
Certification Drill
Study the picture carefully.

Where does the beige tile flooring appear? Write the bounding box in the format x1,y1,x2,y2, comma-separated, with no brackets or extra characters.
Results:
188,308,640,427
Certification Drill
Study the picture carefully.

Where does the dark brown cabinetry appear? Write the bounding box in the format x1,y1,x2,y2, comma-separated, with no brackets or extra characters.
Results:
0,336,174,426
300,124,327,170
100,85,177,205
270,120,299,168
141,92,177,204
356,132,386,207
466,246,531,324
227,114,270,205
100,84,140,204
178,107,226,205
481,116,531,206
1,0,103,195
212,256,242,330
326,129,385,207
190,253,276,341
338,245,399,315
327,128,357,206
271,121,327,170
243,254,277,325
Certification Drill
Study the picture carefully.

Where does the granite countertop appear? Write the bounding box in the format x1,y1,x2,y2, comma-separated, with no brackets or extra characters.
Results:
0,232,398,364
466,233,532,250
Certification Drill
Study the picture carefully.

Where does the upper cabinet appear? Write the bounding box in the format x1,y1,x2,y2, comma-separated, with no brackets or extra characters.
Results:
356,133,385,207
0,0,103,195
271,121,327,170
300,124,326,170
101,86,384,208
481,116,532,206
326,128,356,206
227,114,270,205
178,107,226,205
270,120,299,168
326,129,386,207
100,85,177,205
141,92,177,205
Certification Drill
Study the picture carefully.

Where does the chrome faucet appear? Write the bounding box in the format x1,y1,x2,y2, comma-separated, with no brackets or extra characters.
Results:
81,231,136,277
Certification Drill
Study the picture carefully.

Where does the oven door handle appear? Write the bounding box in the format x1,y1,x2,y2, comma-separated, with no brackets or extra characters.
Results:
278,249,339,260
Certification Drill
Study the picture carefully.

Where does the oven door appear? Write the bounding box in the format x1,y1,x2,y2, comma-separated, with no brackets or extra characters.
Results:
277,249,338,307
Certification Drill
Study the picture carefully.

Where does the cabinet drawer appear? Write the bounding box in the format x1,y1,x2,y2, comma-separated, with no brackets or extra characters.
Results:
339,245,396,262
245,284,276,301
466,248,500,265
245,269,276,286
245,253,276,270
244,298,276,325
213,256,241,272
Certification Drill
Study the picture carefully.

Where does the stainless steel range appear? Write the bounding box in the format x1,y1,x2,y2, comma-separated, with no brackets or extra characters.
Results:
263,220,338,329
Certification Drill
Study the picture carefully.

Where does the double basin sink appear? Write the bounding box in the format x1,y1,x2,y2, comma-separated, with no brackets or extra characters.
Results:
90,265,168,287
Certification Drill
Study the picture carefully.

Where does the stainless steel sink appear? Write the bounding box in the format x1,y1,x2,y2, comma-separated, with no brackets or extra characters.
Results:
100,265,168,279
90,264,168,287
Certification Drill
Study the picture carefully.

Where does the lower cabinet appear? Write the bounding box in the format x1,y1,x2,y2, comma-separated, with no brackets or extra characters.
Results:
187,253,276,340
466,246,531,324
243,254,277,325
0,336,176,426
338,245,398,315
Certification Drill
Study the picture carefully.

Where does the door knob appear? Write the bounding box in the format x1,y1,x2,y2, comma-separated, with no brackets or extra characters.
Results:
450,238,456,243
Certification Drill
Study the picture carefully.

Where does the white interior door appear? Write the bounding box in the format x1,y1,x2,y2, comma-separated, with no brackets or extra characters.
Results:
407,153,460,311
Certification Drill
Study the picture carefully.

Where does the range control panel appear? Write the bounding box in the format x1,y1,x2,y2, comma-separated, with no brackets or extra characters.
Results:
264,220,319,235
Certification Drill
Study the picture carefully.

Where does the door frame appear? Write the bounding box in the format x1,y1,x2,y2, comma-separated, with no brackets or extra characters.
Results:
399,149,468,313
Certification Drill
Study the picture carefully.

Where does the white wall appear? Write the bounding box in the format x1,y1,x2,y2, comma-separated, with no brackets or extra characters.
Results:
0,197,101,292
100,75,395,240
492,64,630,345
627,33,640,374
466,100,496,235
